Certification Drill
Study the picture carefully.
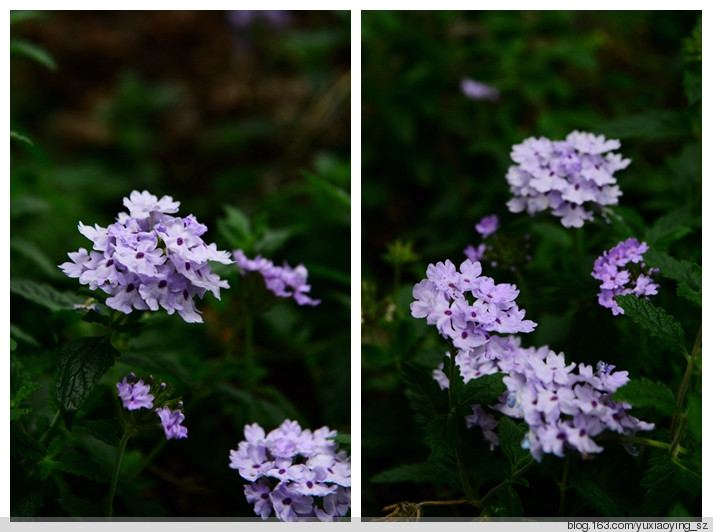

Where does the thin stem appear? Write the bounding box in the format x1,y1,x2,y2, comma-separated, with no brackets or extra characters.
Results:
38,410,61,444
480,459,536,507
107,427,133,518
670,325,702,442
447,352,476,502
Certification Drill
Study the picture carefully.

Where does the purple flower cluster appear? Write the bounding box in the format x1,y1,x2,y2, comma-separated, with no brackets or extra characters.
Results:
229,419,350,521
59,190,232,323
592,238,659,315
116,373,188,440
410,258,536,355
494,341,654,461
233,250,321,307
433,339,654,461
505,131,630,228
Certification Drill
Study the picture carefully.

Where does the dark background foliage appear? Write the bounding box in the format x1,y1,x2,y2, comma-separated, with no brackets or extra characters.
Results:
10,10,350,518
361,10,702,519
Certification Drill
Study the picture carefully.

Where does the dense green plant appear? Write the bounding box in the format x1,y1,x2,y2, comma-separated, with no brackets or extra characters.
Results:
361,11,701,519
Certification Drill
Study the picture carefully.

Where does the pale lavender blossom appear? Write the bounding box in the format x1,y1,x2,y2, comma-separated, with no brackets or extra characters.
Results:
592,238,659,315
58,190,231,323
234,250,321,306
229,419,350,521
156,406,188,440
460,78,500,102
116,377,154,411
505,131,629,228
475,215,499,237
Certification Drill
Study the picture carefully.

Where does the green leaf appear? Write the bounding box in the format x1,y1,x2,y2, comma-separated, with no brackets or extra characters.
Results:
10,380,41,408
10,195,52,218
612,378,678,416
643,249,701,307
10,408,32,420
54,337,120,429
54,452,110,483
10,130,34,146
458,373,507,407
74,419,122,447
11,278,86,312
614,294,686,355
644,209,696,251
371,462,442,484
492,484,524,517
302,170,351,208
10,338,18,351
10,38,56,70
57,493,101,519
497,417,530,469
683,69,702,105
573,480,623,516
217,205,254,251
11,237,65,279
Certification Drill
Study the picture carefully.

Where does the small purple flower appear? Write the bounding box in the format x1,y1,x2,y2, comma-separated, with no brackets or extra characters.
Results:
475,215,499,237
460,78,500,102
592,238,659,315
156,406,188,440
234,250,321,306
116,377,154,411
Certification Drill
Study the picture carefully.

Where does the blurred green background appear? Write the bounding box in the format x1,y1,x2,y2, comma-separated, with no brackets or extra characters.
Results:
361,10,701,518
11,10,351,517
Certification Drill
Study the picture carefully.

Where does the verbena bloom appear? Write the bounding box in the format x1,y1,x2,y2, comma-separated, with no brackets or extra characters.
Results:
156,406,188,440
505,131,630,228
460,78,500,102
233,250,321,306
475,215,499,237
58,190,232,323
493,340,654,461
116,376,154,410
410,258,536,355
591,238,659,315
229,419,350,521
116,373,188,441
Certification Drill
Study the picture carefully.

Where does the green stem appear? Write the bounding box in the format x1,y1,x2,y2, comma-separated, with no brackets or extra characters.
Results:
447,352,476,502
480,459,536,507
670,325,702,442
38,410,61,444
107,427,133,518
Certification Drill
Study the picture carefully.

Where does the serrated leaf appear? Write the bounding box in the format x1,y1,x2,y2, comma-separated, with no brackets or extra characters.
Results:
371,462,442,484
11,380,41,408
459,373,507,407
54,452,110,483
644,249,701,307
612,378,678,416
54,337,120,429
614,294,686,355
11,278,86,312
75,419,122,447
573,480,623,516
330,433,351,447
10,38,56,70
497,417,530,469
